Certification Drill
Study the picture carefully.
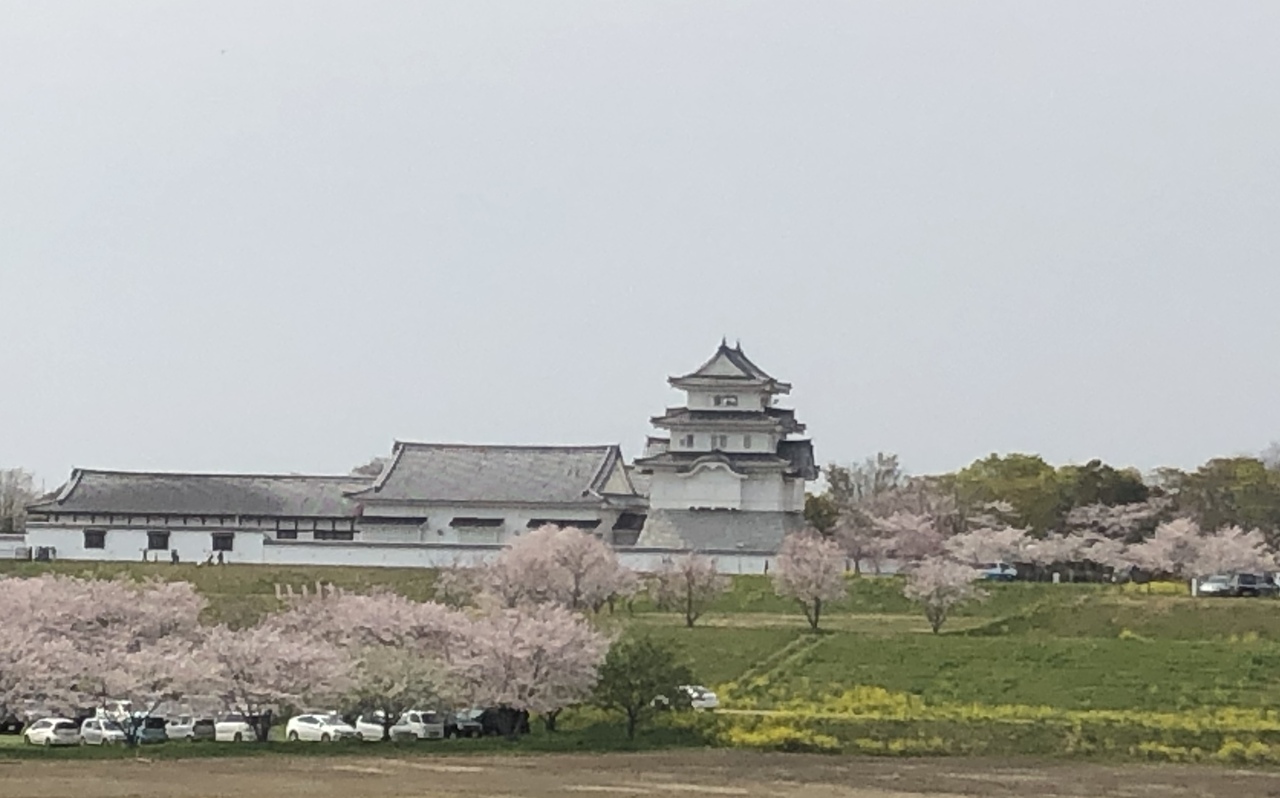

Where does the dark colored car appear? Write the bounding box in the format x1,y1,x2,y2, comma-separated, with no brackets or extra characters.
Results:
478,708,530,737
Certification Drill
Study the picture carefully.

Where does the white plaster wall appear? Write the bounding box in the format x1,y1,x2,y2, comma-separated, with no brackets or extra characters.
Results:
24,525,265,564
648,467,742,510
686,388,771,410
617,550,773,575
262,542,503,568
0,534,24,559
357,503,610,545
23,525,779,574
784,477,807,512
740,473,789,512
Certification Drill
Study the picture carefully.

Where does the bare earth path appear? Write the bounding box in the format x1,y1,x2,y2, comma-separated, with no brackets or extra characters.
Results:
3,751,1280,798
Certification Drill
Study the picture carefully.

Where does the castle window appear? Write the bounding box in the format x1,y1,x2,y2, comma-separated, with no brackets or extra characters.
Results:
711,434,728,449
83,529,106,549
743,435,753,449
211,533,235,552
713,395,738,407
681,434,695,448
315,529,356,541
449,517,504,528
147,531,170,550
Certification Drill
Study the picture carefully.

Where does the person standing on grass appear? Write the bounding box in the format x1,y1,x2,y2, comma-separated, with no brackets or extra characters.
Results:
217,550,224,565
171,549,179,565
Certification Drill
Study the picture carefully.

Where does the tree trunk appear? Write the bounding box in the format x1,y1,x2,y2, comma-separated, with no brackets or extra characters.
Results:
625,709,637,740
542,709,560,733
254,710,273,742
809,598,822,632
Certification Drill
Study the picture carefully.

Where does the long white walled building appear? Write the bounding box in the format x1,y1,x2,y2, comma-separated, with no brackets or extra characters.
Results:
22,344,816,572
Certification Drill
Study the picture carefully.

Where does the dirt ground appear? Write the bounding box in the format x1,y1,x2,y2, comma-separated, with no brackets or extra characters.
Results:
3,750,1280,798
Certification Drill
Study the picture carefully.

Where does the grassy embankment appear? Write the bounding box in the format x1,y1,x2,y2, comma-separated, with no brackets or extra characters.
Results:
7,562,1280,763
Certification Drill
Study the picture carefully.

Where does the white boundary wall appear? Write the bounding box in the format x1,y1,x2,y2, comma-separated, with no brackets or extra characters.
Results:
21,525,776,574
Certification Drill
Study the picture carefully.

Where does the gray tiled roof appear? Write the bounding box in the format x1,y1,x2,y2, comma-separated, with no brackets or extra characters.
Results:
778,439,819,480
677,342,777,382
635,509,805,552
351,443,633,505
650,407,805,433
29,470,368,517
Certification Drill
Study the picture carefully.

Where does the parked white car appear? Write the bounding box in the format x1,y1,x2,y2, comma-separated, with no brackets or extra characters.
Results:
355,710,445,741
681,685,719,710
24,717,81,746
80,717,128,745
214,713,256,742
167,715,216,741
286,713,358,742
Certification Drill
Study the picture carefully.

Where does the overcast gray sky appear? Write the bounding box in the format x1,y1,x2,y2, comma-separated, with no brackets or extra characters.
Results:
3,2,1279,489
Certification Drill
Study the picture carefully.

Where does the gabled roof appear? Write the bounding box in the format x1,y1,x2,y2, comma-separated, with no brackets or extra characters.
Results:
27,470,368,517
348,442,639,505
670,341,791,392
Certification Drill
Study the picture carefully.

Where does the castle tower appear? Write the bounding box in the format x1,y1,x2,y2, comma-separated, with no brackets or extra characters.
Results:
633,342,817,553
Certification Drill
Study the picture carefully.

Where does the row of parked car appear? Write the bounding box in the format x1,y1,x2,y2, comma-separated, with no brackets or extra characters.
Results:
1197,573,1280,597
14,686,720,747
19,707,491,747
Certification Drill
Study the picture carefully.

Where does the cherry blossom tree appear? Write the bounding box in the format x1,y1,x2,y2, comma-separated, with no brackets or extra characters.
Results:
483,525,633,611
834,516,892,575
903,557,985,633
432,560,484,609
649,554,730,628
195,623,349,741
944,525,1029,567
277,589,466,655
1065,498,1171,542
277,589,472,738
1124,518,1203,579
457,603,608,736
772,531,848,631
343,647,455,741
1192,526,1274,577
873,512,945,564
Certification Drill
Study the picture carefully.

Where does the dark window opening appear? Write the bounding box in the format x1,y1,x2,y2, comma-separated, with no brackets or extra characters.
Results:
211,533,234,552
315,529,355,541
84,529,106,549
276,529,298,540
612,513,646,531
449,517,504,528
527,519,602,530
361,517,429,526
147,531,170,550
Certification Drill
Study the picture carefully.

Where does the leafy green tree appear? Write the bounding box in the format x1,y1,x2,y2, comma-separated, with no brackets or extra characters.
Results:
951,453,1067,534
803,493,840,535
593,635,694,739
1160,458,1280,546
1058,459,1150,508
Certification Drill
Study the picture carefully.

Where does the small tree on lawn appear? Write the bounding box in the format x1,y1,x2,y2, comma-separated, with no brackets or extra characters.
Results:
649,554,730,628
772,531,848,632
903,557,985,633
593,635,694,740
